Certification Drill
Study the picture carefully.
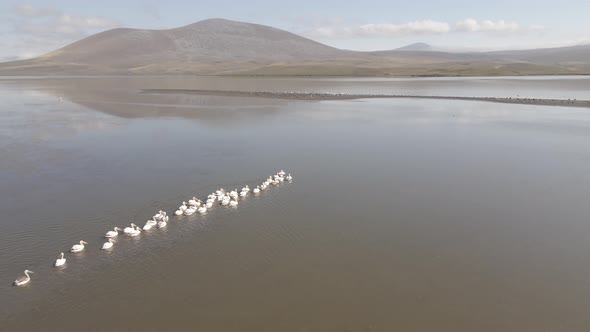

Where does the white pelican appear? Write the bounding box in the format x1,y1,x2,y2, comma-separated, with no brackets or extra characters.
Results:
124,223,138,234
54,252,66,267
101,239,114,250
175,209,183,215
153,210,164,221
157,220,167,228
286,174,293,181
179,202,188,211
205,201,213,208
13,270,33,286
129,226,141,237
240,191,247,197
188,197,198,206
143,219,156,230
253,186,261,194
229,200,238,207
206,198,215,205
278,170,286,176
184,206,196,215
105,227,122,238
230,190,238,199
197,206,207,214
221,197,230,206
71,240,88,252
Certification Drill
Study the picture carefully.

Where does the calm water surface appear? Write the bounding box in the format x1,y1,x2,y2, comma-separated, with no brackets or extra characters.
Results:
1,76,590,331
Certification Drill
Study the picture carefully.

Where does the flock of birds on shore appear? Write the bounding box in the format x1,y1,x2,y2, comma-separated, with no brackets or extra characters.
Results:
13,170,293,286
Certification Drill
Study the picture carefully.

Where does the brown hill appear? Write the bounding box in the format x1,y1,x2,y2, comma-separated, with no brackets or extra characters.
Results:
0,19,589,76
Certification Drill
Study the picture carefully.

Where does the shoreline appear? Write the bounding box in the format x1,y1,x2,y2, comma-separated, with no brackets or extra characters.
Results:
142,89,590,109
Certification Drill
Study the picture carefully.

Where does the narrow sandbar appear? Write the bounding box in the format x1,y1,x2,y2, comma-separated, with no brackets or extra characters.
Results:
142,89,590,109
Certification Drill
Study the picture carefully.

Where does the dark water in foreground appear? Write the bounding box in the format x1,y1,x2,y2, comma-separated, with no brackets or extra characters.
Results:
1,76,590,331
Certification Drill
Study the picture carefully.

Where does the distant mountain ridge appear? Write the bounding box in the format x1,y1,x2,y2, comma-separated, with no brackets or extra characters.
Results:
395,43,434,51
1,18,589,76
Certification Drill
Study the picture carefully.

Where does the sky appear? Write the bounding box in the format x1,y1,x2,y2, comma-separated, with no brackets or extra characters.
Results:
1,0,589,61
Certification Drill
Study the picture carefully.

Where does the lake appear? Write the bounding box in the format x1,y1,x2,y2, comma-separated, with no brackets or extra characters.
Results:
2,76,590,331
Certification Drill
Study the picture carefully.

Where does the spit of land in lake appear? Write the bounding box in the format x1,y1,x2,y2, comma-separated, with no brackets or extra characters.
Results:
143,89,590,109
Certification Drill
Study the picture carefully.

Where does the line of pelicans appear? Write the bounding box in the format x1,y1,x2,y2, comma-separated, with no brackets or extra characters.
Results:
13,170,293,286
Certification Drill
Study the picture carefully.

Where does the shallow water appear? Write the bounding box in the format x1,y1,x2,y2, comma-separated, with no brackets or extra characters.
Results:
1,76,590,331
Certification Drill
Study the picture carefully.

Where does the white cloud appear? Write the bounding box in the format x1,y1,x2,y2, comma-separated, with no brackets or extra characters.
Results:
56,15,120,34
305,18,544,39
359,20,451,35
455,19,541,33
1,5,121,60
307,20,451,38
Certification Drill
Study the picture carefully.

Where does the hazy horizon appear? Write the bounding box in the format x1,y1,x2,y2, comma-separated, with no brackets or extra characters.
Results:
1,0,589,61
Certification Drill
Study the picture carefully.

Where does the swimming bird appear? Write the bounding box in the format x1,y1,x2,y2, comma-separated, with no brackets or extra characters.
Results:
101,239,114,250
184,206,196,215
278,170,286,176
143,219,157,230
240,190,247,197
153,210,164,221
124,223,138,234
197,206,207,214
229,200,238,207
253,186,261,194
221,197,230,206
54,252,66,267
188,197,199,206
175,209,183,216
179,202,188,211
105,227,122,238
205,201,213,208
13,270,33,286
157,220,167,228
230,190,238,199
71,240,88,252
286,174,293,181
128,226,141,237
